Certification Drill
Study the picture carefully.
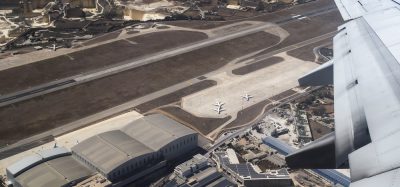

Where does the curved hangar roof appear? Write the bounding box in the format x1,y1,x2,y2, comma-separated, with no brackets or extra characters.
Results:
7,147,70,178
14,156,93,187
71,114,196,174
6,147,94,187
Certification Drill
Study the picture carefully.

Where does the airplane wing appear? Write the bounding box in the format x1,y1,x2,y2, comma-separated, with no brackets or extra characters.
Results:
334,0,400,20
286,0,400,186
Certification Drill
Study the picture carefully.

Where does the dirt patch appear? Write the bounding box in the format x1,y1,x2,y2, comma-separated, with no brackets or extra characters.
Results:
0,30,208,95
135,80,217,113
308,119,333,140
323,104,333,114
232,56,284,75
82,30,122,46
225,99,272,128
257,159,282,170
156,106,231,135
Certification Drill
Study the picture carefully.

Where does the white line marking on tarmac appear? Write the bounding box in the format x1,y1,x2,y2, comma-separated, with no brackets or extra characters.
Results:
65,54,74,60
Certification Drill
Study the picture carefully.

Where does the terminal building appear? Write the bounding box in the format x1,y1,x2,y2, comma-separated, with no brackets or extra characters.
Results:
6,114,199,187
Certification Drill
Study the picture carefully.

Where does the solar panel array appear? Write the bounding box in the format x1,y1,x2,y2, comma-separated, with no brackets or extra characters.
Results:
313,169,351,187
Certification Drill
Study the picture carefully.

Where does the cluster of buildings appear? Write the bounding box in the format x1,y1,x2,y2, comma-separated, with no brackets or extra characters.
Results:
257,87,335,148
213,149,293,187
293,110,312,144
0,0,187,48
6,113,295,187
165,148,293,187
165,128,295,187
5,114,199,187
1,0,96,22
221,132,289,171
0,0,189,24
166,154,233,187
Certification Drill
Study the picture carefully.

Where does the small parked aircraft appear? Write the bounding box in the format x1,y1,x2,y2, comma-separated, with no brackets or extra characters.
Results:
242,93,253,101
213,101,225,114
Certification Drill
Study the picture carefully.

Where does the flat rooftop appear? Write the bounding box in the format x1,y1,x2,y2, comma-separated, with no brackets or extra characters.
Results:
216,152,290,179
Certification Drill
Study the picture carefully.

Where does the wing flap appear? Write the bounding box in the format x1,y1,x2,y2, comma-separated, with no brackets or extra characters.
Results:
350,168,400,187
349,131,400,182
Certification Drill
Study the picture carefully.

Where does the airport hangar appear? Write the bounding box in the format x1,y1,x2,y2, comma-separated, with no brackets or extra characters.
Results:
6,114,198,187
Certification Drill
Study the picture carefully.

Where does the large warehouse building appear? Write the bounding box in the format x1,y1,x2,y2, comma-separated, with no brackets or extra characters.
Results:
72,114,198,183
6,114,199,187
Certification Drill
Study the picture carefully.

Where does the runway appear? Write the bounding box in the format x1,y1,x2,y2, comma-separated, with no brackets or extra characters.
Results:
0,22,277,107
